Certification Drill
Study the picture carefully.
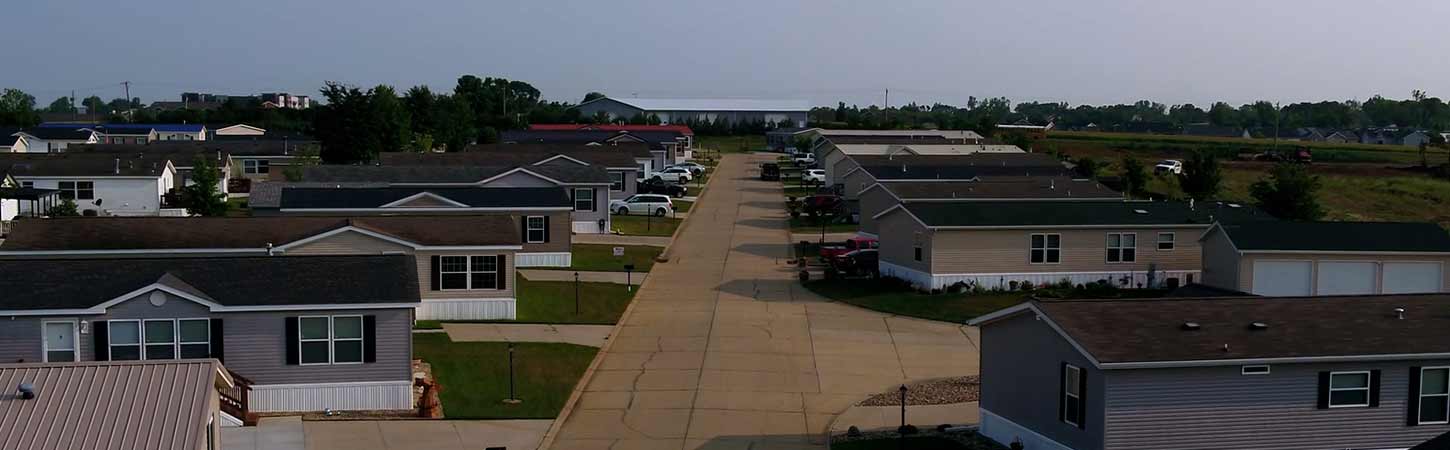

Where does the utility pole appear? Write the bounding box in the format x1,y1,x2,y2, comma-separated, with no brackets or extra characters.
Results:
884,88,890,124
1272,102,1281,155
122,81,131,121
70,90,77,121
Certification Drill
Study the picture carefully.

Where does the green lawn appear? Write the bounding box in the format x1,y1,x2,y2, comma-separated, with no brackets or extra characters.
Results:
413,334,597,419
674,200,694,213
696,135,766,153
536,244,659,272
789,216,859,234
414,320,443,330
834,436,1004,450
803,279,1026,323
610,214,681,236
516,277,638,324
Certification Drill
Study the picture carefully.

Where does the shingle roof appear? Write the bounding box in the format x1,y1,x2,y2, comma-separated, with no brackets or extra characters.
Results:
16,127,94,141
816,129,984,140
394,143,649,166
273,187,572,210
880,178,1120,200
65,143,230,167
0,360,227,450
1029,294,1450,364
897,200,1271,227
302,164,610,185
1219,221,1450,253
0,153,171,177
529,124,694,135
96,123,204,133
850,152,1064,168
0,255,420,311
595,97,810,112
0,216,520,251
70,141,306,157
856,155,1071,180
0,128,19,147
499,130,686,150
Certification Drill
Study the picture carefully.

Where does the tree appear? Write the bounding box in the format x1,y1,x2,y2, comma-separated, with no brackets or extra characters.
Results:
371,85,413,153
283,144,321,181
1075,157,1100,179
314,82,384,163
0,88,39,127
47,199,80,217
404,85,437,137
82,96,108,115
412,133,434,153
1120,157,1147,196
1250,163,1323,220
1178,151,1222,201
434,95,477,152
179,157,228,216
582,92,606,103
46,96,76,114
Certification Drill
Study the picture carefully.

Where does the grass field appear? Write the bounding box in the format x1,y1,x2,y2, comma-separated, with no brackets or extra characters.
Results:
802,280,1025,323
696,135,766,153
413,334,597,419
674,200,694,212
537,244,659,272
515,276,638,324
789,216,859,234
610,214,681,236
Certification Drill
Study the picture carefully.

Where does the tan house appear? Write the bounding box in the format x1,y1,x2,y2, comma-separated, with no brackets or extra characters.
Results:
873,200,1271,290
839,152,1073,200
1200,221,1450,296
857,178,1120,237
0,216,525,320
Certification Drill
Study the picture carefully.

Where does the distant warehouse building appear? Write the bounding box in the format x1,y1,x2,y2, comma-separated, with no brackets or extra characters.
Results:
576,97,810,128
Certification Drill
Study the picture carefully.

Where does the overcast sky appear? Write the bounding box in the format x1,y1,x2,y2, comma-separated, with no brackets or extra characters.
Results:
6,0,1447,108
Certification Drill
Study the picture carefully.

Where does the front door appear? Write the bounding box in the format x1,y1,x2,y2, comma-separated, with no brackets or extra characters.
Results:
43,321,77,362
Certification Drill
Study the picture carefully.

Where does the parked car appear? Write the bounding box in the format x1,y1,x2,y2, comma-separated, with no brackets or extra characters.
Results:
800,194,846,217
792,153,816,166
803,169,826,184
651,167,693,184
669,162,706,176
1153,159,1183,175
826,249,879,279
760,162,781,181
820,236,879,259
610,194,674,216
638,178,688,197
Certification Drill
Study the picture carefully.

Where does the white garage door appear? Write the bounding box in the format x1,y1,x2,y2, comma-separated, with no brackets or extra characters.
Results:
1316,262,1377,295
1383,262,1444,294
1252,261,1312,296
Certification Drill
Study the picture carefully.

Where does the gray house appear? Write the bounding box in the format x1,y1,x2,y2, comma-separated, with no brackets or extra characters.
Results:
969,295,1450,450
574,97,809,128
0,255,420,416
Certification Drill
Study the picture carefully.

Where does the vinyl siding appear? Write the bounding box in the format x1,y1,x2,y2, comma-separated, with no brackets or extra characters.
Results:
282,229,413,255
857,187,898,236
1104,361,1450,450
262,210,571,254
876,208,932,274
416,249,517,300
1238,253,1450,294
930,228,1203,275
821,149,849,185
834,157,862,194
1198,226,1240,291
981,313,1105,450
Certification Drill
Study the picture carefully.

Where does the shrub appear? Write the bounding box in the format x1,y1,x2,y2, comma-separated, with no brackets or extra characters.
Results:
1008,280,1020,291
898,424,919,435
1020,280,1035,291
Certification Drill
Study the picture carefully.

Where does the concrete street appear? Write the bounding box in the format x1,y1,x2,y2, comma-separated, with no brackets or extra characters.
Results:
545,154,980,450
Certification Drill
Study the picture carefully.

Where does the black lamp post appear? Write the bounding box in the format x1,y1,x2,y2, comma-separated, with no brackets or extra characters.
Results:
624,264,635,292
574,272,581,315
503,343,521,404
898,384,908,431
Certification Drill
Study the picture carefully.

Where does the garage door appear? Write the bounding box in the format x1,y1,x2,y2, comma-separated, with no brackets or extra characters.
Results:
1251,261,1312,296
1383,262,1444,294
1316,262,1377,295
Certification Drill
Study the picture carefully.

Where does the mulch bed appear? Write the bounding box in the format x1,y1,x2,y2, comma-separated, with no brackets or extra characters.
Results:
858,376,980,407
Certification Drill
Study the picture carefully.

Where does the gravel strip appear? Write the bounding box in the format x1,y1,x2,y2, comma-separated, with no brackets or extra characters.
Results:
858,376,980,406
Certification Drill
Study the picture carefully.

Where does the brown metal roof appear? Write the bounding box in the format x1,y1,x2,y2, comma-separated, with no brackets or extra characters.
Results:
0,215,520,251
0,360,228,450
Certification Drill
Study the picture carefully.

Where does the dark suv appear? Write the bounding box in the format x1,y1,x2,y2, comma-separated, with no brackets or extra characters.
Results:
638,178,688,197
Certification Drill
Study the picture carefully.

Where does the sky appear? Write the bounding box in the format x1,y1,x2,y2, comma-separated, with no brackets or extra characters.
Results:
5,0,1448,109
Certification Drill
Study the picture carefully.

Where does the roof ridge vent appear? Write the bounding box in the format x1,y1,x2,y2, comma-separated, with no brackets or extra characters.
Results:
1394,307,1405,319
1248,322,1269,330
17,382,35,400
1181,322,1201,331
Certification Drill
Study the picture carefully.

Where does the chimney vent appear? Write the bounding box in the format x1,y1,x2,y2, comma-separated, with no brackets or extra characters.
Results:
114,158,120,175
1248,322,1269,330
17,382,35,400
1181,322,1201,331
265,242,275,256
1394,307,1406,319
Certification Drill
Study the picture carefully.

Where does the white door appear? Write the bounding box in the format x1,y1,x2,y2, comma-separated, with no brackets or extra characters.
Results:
1383,262,1444,294
43,321,76,362
1251,260,1312,296
1316,262,1377,295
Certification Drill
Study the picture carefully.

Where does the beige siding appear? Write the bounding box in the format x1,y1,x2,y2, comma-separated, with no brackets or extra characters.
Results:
518,211,573,254
857,187,898,236
1199,226,1241,290
832,156,860,192
839,168,873,200
282,230,413,255
416,250,517,300
930,227,1204,275
876,209,931,273
821,149,848,185
1238,253,1450,293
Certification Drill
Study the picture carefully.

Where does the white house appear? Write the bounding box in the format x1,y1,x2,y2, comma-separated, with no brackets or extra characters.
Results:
97,124,207,143
213,124,267,136
10,128,99,153
0,153,181,216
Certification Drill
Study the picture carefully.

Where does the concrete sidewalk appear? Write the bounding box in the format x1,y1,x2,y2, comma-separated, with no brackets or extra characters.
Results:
520,269,646,285
829,402,980,434
443,323,614,347
572,234,672,247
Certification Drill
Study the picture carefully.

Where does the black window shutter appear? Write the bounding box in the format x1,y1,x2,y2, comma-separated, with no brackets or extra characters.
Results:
363,315,377,363
1409,367,1422,426
543,216,551,242
1316,372,1330,409
590,188,598,212
93,321,109,361
1369,370,1381,407
496,254,507,290
521,217,528,242
284,317,299,365
1058,362,1067,423
209,319,224,363
429,255,441,291
1077,368,1088,429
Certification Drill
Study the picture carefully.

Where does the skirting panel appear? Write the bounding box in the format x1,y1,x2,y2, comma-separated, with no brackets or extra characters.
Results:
516,252,573,267
879,261,1198,290
249,380,412,412
572,220,610,234
980,409,1075,450
416,298,516,320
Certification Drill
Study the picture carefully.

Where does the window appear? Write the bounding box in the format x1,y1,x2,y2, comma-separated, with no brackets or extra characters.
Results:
611,171,626,191
1421,368,1450,424
913,246,923,262
109,320,142,361
58,181,95,200
243,159,269,174
1031,233,1061,264
525,216,546,243
1329,371,1371,408
1241,365,1271,375
574,188,595,211
20,181,33,188
1157,232,1176,251
42,321,76,362
1107,233,1136,263
636,163,647,180
1063,364,1082,427
298,317,331,365
299,316,363,365
179,319,211,359
144,319,177,360
331,316,364,364
440,255,500,290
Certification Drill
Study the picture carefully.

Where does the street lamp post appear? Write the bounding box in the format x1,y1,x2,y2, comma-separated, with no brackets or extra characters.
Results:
624,264,635,292
574,272,581,315
898,385,908,431
503,343,521,404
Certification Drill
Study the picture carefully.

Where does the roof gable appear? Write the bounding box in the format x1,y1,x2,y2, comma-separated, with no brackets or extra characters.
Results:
379,192,469,208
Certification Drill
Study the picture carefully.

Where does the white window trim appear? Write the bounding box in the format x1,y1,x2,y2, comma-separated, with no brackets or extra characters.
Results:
41,320,78,363
469,255,500,290
573,188,595,212
59,180,96,200
178,318,211,359
298,315,333,366
1106,232,1137,264
525,216,547,244
1241,365,1270,375
242,159,269,174
1031,233,1061,265
610,172,626,191
1328,370,1372,408
330,315,365,365
1063,364,1082,427
109,319,142,361
1419,367,1450,424
439,255,500,291
1157,232,1176,251
143,319,179,360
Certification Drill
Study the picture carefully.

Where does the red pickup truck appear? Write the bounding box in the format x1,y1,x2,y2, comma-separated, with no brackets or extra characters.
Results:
820,236,879,259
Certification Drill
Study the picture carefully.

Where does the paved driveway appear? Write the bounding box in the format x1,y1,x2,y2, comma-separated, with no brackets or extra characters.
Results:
224,417,553,450
546,154,980,450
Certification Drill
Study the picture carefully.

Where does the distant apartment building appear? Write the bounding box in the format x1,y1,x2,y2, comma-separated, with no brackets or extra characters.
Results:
260,93,311,109
576,97,809,128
